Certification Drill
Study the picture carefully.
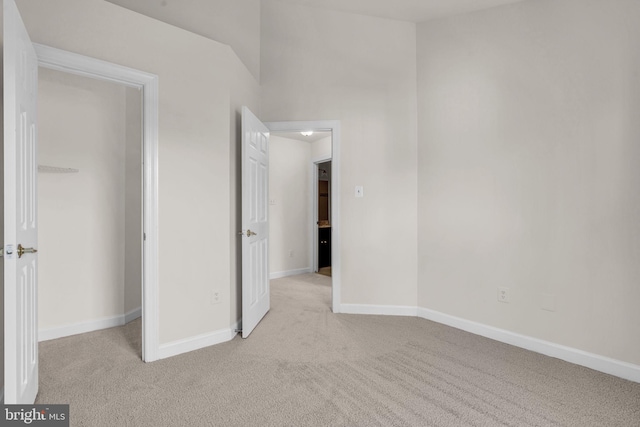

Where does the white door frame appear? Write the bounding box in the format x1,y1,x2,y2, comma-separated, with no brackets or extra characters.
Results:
265,121,341,313
33,44,160,362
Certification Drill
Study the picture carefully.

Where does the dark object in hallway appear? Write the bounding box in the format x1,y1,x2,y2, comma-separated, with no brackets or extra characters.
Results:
318,226,331,268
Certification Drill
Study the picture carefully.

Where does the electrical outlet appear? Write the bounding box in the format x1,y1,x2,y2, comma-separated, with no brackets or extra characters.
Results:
212,290,221,305
497,287,510,303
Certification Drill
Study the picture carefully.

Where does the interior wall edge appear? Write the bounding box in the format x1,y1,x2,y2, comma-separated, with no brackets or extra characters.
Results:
156,324,239,361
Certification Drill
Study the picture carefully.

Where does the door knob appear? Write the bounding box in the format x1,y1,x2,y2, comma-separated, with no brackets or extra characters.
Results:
240,229,257,237
17,244,37,258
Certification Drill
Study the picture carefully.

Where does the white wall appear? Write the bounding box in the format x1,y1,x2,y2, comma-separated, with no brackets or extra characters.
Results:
38,68,140,332
104,0,261,80
417,0,640,366
269,135,311,276
124,87,142,315
229,45,261,328
14,0,260,346
261,0,419,307
311,136,332,163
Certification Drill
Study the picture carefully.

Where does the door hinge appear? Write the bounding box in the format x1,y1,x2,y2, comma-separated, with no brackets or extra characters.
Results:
0,247,3,258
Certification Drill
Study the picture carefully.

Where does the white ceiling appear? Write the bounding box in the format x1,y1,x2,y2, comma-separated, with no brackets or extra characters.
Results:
274,0,526,23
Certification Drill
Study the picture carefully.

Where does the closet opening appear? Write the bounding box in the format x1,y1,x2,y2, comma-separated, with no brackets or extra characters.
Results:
37,67,144,358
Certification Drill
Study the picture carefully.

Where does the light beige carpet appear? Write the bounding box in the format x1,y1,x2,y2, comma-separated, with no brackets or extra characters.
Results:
318,266,332,277
36,273,640,426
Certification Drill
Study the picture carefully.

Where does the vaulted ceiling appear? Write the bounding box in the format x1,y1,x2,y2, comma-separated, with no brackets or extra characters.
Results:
271,0,525,22
106,0,525,26
104,0,526,79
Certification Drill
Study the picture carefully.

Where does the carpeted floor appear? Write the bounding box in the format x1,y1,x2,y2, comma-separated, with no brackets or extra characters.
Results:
318,266,332,277
37,274,640,426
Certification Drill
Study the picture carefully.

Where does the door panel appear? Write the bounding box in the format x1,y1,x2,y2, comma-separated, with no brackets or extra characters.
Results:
4,0,40,404
241,107,270,338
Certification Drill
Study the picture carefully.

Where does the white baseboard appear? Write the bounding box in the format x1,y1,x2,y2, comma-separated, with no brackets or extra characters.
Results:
39,306,142,342
417,307,640,384
270,267,312,280
232,319,241,333
124,307,142,324
340,304,418,317
334,303,639,383
157,326,239,360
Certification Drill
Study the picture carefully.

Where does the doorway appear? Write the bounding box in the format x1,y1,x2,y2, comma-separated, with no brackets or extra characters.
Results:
268,131,332,285
317,160,332,277
36,68,143,352
265,120,341,313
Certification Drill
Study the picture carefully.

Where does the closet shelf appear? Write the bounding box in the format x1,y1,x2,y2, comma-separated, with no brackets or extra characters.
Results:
38,165,80,174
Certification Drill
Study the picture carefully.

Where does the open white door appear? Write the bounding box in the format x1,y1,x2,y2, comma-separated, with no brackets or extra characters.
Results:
241,107,270,338
4,0,39,404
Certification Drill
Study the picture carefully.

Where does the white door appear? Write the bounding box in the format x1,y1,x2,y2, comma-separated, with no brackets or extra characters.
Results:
241,107,270,338
4,0,40,404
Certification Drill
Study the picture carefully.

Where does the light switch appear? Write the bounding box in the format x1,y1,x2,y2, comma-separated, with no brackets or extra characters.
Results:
355,186,364,198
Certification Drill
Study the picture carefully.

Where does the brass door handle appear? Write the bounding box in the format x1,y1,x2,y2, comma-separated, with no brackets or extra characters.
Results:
17,244,38,258
240,229,257,237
